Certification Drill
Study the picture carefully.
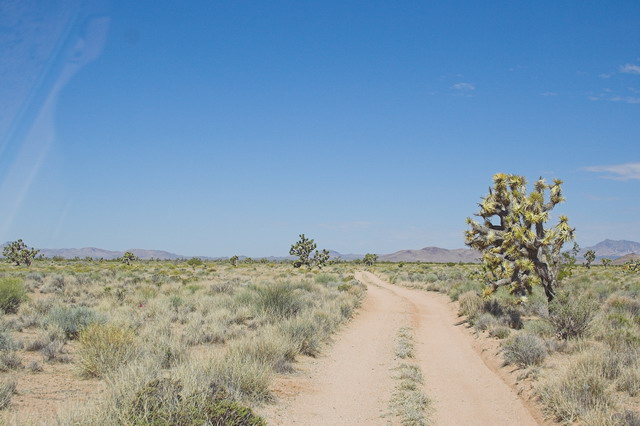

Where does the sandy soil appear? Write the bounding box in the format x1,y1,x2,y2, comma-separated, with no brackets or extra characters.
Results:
260,271,545,426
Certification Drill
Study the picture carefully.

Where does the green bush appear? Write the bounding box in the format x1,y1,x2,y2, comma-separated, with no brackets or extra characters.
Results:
502,333,547,367
0,277,27,314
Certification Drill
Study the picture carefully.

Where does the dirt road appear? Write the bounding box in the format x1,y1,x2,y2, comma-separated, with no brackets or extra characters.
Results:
260,271,542,425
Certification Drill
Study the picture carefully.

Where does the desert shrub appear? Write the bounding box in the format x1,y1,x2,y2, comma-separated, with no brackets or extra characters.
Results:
537,351,615,423
125,378,265,425
210,280,235,294
0,277,27,314
314,273,334,284
604,294,640,318
0,351,22,371
44,306,102,339
227,329,298,373
448,280,482,301
252,282,303,319
475,313,500,331
502,333,547,367
616,368,640,397
0,332,22,371
208,355,272,402
489,325,511,339
0,379,16,410
0,332,19,352
41,274,66,293
41,340,69,363
458,291,484,320
278,314,323,357
613,410,640,426
548,291,597,339
28,361,43,372
78,323,140,377
524,319,556,338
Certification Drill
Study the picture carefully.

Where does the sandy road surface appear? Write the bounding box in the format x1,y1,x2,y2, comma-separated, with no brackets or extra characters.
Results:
260,271,542,426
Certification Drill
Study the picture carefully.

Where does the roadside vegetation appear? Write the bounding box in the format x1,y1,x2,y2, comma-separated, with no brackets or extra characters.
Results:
388,327,431,425
375,262,640,425
0,259,364,423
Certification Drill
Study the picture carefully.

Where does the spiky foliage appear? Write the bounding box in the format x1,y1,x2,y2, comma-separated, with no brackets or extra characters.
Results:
289,235,329,269
229,255,239,267
601,258,612,268
2,239,39,267
120,251,138,265
584,250,596,269
312,249,330,269
363,253,378,266
624,260,640,273
465,174,575,302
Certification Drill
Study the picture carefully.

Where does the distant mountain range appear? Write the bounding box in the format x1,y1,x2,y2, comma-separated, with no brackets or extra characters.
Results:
1,239,638,263
580,239,640,259
379,247,481,263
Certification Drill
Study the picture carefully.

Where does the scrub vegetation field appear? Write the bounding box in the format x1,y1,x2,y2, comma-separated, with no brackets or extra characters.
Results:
0,254,639,425
376,262,640,425
0,259,364,424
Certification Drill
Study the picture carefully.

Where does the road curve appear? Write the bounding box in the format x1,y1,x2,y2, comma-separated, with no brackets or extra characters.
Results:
260,271,541,426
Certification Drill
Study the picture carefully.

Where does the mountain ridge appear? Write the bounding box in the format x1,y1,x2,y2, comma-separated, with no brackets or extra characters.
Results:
2,239,639,263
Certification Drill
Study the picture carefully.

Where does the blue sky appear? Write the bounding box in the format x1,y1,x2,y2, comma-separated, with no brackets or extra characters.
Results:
1,0,639,257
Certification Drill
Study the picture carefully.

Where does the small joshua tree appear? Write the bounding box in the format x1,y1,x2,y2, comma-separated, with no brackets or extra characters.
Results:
363,253,378,266
121,251,138,265
601,258,612,268
465,174,575,302
290,234,316,268
2,239,40,267
312,249,330,269
289,234,329,269
229,255,239,267
584,250,596,269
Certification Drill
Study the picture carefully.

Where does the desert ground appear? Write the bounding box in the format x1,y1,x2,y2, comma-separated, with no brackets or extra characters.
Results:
0,259,638,425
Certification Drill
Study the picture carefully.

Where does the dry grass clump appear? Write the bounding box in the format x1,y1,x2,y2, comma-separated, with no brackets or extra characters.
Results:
502,332,547,367
388,327,431,425
395,327,415,359
0,379,16,410
390,364,430,426
537,349,616,423
77,323,140,377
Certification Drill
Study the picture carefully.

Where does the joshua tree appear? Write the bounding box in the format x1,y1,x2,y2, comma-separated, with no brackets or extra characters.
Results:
465,173,575,302
584,250,596,269
312,249,330,269
601,258,612,268
2,239,40,267
121,251,138,265
229,255,239,267
363,253,378,266
289,234,329,269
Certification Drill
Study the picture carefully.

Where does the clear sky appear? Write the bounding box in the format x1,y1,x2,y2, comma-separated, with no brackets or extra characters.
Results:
1,0,639,257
